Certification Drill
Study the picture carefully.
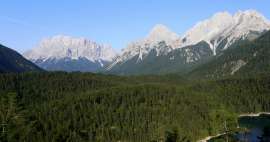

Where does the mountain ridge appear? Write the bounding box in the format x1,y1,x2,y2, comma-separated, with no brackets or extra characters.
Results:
106,10,270,75
0,44,42,73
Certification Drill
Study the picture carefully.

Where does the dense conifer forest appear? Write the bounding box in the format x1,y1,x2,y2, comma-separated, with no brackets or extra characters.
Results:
1,72,270,142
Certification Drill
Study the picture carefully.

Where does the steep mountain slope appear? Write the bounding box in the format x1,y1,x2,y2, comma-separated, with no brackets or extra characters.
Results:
189,30,270,78
108,41,213,75
106,10,270,75
0,44,42,73
106,24,181,71
24,35,117,72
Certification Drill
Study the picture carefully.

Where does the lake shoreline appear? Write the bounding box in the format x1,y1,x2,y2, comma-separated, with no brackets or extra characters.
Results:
198,133,226,142
197,112,270,142
239,112,270,117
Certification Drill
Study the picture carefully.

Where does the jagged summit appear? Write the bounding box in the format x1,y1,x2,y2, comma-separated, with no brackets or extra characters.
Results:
181,11,234,50
181,10,270,54
107,24,181,69
147,24,179,44
24,35,117,62
23,35,117,72
234,10,269,21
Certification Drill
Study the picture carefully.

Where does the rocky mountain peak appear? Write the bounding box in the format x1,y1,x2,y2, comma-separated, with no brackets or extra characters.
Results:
147,24,179,43
24,35,117,62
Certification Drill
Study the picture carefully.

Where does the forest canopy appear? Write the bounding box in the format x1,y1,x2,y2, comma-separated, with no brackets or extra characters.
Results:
0,72,270,142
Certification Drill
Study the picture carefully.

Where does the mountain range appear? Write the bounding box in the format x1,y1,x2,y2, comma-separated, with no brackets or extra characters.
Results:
1,10,270,77
105,10,270,75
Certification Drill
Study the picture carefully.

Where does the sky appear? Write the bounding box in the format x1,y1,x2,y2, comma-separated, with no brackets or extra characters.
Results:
0,0,269,53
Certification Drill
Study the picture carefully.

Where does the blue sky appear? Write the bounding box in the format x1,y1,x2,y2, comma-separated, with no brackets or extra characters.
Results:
0,0,269,53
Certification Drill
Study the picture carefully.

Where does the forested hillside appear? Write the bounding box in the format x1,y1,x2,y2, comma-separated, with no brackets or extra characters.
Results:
1,72,270,142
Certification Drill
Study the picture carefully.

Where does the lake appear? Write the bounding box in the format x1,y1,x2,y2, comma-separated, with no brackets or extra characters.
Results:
208,114,270,142
237,114,270,142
